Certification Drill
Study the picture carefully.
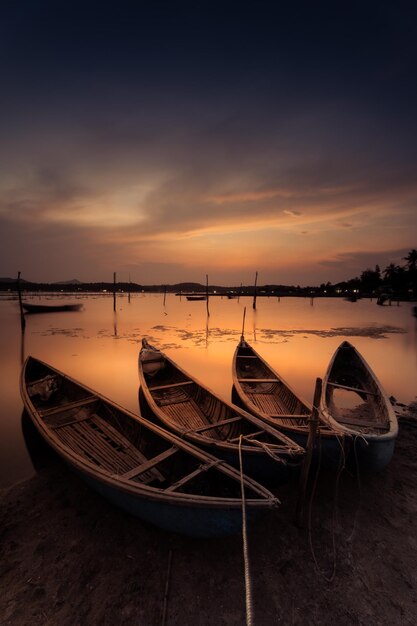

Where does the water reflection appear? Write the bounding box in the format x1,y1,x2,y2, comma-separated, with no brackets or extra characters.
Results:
1,295,417,487
20,326,25,366
113,311,118,338
205,314,210,348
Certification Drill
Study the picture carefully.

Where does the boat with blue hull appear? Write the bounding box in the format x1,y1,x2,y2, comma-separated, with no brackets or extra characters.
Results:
232,337,347,470
320,341,398,472
138,339,305,485
21,357,279,537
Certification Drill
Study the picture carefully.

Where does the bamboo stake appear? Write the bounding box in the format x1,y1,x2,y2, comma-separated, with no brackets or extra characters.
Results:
252,271,258,310
206,274,210,317
17,271,26,332
241,306,247,339
163,286,167,307
296,377,321,527
113,272,116,312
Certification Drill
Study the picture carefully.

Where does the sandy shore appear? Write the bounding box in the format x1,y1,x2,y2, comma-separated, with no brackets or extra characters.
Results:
1,413,417,625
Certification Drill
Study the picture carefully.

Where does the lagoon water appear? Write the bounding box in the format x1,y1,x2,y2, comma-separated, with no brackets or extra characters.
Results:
1,293,416,488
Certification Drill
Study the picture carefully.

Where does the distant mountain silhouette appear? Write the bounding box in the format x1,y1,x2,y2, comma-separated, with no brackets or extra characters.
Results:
52,279,83,285
0,277,29,283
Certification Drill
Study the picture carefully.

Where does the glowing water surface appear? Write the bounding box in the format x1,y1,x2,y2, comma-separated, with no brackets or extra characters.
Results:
0,293,416,487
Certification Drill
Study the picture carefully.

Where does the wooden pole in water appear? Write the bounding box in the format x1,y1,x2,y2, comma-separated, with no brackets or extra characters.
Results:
296,377,321,527
241,306,246,339
206,274,210,317
17,271,26,332
163,285,167,307
238,282,242,303
252,271,258,310
113,272,116,312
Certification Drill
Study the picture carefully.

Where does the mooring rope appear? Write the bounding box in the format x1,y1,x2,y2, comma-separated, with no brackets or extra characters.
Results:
347,434,368,544
239,435,253,626
307,424,347,583
240,437,288,464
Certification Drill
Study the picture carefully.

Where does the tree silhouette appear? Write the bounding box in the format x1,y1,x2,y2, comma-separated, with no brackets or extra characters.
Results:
403,249,417,272
403,249,417,296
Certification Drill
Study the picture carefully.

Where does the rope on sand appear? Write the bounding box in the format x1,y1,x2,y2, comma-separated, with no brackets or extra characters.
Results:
161,549,173,626
307,427,346,583
239,435,253,626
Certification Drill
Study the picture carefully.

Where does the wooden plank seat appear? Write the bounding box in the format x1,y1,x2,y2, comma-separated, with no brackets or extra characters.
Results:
328,382,377,396
40,396,97,417
268,413,310,420
238,378,279,383
149,380,194,391
230,429,265,442
336,415,388,429
118,446,178,480
27,375,58,387
164,460,223,493
185,415,242,434
237,355,259,358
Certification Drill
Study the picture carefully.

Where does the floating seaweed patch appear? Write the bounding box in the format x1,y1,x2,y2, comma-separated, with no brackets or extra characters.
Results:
36,327,88,339
258,325,406,341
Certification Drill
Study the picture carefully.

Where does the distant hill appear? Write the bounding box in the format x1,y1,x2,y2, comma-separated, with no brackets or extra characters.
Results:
52,279,83,285
0,277,29,283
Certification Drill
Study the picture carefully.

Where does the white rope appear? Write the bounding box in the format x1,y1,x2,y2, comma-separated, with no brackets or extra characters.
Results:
239,435,253,626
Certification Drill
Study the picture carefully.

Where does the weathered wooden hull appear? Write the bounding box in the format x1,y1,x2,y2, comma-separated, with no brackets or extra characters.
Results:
138,389,301,485
138,340,306,486
232,339,346,471
21,357,279,537
348,436,396,473
78,470,263,537
320,341,398,472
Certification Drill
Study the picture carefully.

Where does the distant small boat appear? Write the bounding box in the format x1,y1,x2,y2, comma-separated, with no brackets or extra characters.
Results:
139,339,305,484
320,341,398,472
22,303,83,314
232,337,346,469
21,357,278,537
186,295,207,301
227,294,238,299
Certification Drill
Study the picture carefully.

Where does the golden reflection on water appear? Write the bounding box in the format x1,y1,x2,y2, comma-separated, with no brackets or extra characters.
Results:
0,293,416,486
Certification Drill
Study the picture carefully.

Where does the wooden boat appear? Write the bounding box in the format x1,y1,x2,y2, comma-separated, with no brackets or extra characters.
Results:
320,341,398,472
22,303,83,314
21,357,279,537
139,340,305,484
232,337,346,469
186,295,207,301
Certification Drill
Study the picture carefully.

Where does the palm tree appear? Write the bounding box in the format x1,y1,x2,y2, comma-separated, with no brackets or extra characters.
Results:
403,249,417,297
403,249,417,272
383,263,400,281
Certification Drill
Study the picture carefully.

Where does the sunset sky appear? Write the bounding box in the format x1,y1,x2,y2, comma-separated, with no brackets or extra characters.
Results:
1,1,416,285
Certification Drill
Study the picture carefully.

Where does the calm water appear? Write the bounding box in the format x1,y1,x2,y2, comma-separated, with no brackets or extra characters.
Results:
1,293,416,487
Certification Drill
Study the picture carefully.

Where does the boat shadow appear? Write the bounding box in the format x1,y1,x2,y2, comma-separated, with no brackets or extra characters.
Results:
21,409,60,472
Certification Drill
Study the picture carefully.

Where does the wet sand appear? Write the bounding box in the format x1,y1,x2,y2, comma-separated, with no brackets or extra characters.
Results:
1,412,417,625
